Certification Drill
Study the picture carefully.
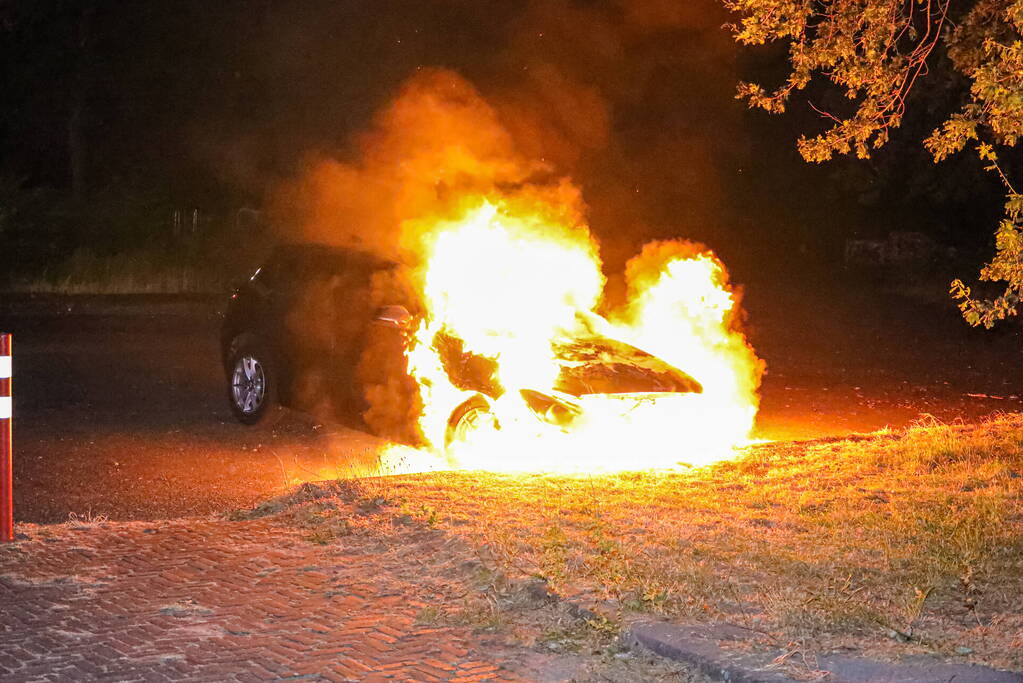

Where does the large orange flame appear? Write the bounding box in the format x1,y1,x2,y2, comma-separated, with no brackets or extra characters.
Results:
279,69,762,473
388,194,763,474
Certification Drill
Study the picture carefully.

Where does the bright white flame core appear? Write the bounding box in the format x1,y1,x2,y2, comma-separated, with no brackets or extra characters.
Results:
386,199,762,474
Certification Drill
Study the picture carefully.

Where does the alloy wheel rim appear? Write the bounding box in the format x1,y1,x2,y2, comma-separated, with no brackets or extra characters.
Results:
232,355,266,414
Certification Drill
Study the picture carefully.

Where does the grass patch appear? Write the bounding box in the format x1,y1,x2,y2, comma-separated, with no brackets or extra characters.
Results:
254,415,1023,671
9,248,225,294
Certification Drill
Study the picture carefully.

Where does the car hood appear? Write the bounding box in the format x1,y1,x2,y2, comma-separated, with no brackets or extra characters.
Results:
552,335,702,396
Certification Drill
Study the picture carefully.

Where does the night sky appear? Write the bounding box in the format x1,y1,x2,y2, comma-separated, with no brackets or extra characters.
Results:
0,0,1005,285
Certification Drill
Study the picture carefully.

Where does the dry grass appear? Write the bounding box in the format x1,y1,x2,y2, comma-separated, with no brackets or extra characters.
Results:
255,415,1023,671
10,249,224,294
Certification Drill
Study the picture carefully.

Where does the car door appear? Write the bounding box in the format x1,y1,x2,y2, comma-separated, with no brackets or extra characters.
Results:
276,247,347,413
327,257,378,418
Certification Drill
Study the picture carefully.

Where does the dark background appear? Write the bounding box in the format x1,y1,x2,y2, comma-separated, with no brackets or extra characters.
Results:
0,0,1007,294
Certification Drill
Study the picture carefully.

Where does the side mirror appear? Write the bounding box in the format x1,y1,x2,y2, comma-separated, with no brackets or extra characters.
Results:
375,305,412,329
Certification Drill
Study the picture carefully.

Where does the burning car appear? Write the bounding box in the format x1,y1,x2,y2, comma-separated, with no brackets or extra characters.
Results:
221,243,705,449
435,321,705,446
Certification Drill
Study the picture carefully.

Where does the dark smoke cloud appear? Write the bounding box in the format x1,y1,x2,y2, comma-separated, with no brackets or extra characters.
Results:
260,0,742,262
259,1,746,439
269,68,543,261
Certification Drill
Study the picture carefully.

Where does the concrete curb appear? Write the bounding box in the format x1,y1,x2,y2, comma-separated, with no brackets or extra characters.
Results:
0,293,223,317
553,592,1022,683
623,619,1023,683
627,621,792,682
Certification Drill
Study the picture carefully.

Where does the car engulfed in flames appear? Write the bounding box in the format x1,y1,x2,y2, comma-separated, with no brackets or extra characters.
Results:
436,320,705,447
376,198,765,474
243,71,764,475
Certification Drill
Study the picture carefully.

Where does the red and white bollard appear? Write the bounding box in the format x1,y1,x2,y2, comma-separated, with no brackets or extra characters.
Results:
0,333,11,542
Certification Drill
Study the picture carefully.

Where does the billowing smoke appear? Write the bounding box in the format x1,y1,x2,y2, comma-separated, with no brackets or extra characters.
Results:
265,0,741,255
270,69,554,261
270,69,592,438
263,1,746,440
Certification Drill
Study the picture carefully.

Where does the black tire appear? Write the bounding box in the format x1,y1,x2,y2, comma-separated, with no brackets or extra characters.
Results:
444,394,495,449
226,333,280,426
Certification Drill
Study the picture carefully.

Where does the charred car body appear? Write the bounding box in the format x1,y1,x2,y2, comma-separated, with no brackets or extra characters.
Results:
222,244,703,447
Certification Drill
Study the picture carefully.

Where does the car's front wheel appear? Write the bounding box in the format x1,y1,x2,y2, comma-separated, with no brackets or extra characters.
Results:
227,334,279,426
444,394,496,449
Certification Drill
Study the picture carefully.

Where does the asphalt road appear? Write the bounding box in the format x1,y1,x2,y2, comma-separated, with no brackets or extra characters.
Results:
1,302,391,523
747,277,1023,439
2,284,1021,523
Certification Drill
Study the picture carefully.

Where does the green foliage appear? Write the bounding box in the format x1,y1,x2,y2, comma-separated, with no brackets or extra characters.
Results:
723,0,1023,325
725,0,952,161
951,187,1023,327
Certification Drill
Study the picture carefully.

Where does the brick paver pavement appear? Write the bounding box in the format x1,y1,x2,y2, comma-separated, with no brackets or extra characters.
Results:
0,517,527,682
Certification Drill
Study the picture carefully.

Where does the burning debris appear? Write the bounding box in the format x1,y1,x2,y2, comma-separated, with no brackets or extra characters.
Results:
273,69,764,473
